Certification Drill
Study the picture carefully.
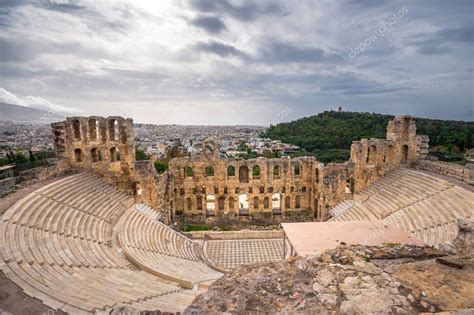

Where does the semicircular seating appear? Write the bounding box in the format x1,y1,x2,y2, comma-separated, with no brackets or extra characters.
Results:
117,205,223,289
330,167,474,245
0,173,217,314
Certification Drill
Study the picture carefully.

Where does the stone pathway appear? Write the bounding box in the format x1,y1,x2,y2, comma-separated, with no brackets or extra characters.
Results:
205,239,284,269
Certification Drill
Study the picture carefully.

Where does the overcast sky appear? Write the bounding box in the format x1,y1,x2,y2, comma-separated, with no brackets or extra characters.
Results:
0,0,472,125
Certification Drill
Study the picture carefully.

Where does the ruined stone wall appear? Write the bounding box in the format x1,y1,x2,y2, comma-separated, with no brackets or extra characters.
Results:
415,159,472,183
134,160,174,225
51,115,136,192
50,115,431,225
350,116,428,192
169,145,324,223
52,116,135,170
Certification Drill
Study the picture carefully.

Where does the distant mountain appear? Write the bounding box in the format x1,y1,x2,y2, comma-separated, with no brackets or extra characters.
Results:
0,102,65,123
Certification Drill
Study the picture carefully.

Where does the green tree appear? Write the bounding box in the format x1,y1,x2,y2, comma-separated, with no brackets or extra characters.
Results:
154,160,168,174
135,149,149,161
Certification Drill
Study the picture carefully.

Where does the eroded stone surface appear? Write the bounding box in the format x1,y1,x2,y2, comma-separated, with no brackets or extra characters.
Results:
186,243,473,314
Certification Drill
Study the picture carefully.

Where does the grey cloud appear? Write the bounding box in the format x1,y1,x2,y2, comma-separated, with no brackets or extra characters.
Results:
194,40,243,57
256,40,343,64
190,15,227,34
408,25,473,55
187,0,281,21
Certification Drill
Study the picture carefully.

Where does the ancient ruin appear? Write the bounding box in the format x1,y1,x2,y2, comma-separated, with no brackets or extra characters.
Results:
0,115,472,313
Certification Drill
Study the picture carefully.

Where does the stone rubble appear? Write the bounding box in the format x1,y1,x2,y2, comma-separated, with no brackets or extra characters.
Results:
185,222,474,314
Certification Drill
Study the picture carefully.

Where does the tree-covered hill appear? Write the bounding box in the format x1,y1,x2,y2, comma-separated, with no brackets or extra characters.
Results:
264,111,473,163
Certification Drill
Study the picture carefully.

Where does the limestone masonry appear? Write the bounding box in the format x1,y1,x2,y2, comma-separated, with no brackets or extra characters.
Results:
51,115,434,224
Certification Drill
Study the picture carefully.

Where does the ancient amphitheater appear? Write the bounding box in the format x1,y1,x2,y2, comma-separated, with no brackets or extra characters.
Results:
0,115,473,313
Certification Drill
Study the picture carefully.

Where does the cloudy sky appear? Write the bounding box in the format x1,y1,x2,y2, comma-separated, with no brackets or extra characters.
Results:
0,0,472,125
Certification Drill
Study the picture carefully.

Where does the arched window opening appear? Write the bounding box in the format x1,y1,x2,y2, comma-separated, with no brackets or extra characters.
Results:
88,118,98,141
272,193,281,214
401,145,409,164
229,197,235,210
253,196,259,209
196,196,203,210
273,165,280,177
252,165,261,179
186,197,192,211
239,166,249,183
263,197,270,209
315,168,319,183
218,196,225,211
238,194,249,216
110,147,120,162
368,144,377,165
205,166,214,177
295,195,301,209
108,119,119,141
294,164,301,176
285,196,291,209
184,166,193,177
133,182,142,196
346,177,354,194
302,186,307,193
227,165,235,177
206,195,216,216
91,148,99,162
72,119,81,140
74,148,83,162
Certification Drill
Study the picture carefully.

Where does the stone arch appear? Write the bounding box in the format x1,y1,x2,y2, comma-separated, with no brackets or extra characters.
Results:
253,196,259,209
196,196,203,210
346,177,354,194
273,165,280,177
272,193,281,215
227,165,235,177
205,166,214,177
74,148,83,162
252,165,261,179
132,181,142,196
239,165,249,183
88,118,98,141
401,145,409,164
218,196,225,211
107,119,119,141
206,195,216,214
295,195,301,209
72,119,81,140
263,197,270,209
238,194,249,216
186,197,192,211
285,196,291,209
91,147,99,162
110,147,120,162
294,164,301,176
367,144,377,165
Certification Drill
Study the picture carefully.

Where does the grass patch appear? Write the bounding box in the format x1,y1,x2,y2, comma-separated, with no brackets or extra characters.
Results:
184,225,210,232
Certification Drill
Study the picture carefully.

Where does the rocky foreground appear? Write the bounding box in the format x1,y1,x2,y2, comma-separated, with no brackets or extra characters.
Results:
186,220,474,314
